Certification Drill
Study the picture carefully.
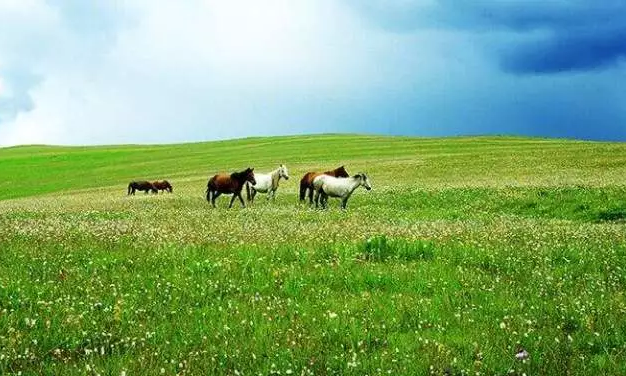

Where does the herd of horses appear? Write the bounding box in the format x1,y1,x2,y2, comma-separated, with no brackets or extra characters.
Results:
127,180,173,195
127,165,372,209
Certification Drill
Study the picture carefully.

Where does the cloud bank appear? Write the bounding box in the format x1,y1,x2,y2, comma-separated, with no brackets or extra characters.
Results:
0,0,624,146
349,1,626,74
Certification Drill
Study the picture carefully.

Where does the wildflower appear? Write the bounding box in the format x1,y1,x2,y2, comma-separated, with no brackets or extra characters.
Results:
515,349,529,360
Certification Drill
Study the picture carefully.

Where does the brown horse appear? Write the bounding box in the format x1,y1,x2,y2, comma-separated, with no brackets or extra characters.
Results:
152,180,173,193
206,168,256,208
299,165,349,205
128,181,157,195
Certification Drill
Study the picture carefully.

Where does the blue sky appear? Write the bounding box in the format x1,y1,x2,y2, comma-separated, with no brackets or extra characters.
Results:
0,0,625,146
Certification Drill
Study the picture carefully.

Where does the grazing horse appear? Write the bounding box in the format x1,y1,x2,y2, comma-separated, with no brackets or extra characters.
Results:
313,173,372,209
128,181,157,195
152,180,173,193
246,164,289,203
206,168,256,208
299,165,349,205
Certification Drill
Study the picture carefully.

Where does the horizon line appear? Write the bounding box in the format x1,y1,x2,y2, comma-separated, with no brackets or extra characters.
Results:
0,132,620,150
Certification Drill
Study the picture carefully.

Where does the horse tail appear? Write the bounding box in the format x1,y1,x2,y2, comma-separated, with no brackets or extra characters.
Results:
206,177,214,202
299,175,308,202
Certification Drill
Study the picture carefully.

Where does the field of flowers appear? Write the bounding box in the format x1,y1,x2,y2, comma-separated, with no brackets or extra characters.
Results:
1,135,626,375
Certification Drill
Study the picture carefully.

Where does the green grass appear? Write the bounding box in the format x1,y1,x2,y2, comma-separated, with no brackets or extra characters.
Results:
1,134,626,375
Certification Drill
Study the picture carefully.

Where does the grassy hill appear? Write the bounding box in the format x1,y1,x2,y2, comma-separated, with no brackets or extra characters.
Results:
1,134,626,375
2,134,626,200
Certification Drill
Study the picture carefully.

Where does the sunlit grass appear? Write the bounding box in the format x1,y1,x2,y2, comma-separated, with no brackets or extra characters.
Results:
1,135,626,375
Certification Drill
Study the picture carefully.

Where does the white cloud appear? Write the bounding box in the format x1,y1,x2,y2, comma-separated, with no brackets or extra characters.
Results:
2,0,444,146
1,0,397,145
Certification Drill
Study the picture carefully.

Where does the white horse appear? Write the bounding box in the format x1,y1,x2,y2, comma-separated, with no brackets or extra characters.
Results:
313,173,372,209
246,164,290,203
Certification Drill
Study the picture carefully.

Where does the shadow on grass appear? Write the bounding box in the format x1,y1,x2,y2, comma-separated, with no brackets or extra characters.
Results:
358,235,435,262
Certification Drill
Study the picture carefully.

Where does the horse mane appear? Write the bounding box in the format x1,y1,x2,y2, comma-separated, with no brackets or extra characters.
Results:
230,168,253,181
230,170,244,179
326,165,349,178
324,165,342,174
271,169,280,189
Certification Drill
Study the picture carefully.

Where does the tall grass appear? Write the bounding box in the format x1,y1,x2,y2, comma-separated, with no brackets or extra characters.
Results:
1,135,625,375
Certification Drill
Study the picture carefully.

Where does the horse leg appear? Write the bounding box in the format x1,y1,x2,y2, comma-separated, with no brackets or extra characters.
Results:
228,194,237,208
212,192,221,208
308,187,314,206
314,189,321,208
341,197,348,210
251,188,257,203
322,192,329,209
238,192,246,208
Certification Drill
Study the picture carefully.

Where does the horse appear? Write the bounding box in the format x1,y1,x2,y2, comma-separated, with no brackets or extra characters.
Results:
152,180,173,193
313,173,372,209
299,165,349,205
246,164,289,203
206,168,256,208
128,181,157,195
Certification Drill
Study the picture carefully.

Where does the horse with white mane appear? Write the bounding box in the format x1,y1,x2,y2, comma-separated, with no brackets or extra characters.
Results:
313,173,372,209
246,164,290,203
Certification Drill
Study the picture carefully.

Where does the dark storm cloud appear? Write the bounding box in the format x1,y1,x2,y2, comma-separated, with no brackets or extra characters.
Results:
347,1,626,74
501,27,626,74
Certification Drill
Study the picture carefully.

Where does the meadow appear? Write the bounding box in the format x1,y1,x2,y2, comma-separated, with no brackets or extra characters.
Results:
1,134,626,375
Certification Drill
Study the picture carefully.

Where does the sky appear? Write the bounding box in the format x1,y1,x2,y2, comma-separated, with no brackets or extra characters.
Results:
0,0,625,146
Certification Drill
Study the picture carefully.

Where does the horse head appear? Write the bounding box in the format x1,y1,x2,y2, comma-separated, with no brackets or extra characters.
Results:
355,173,372,191
279,164,289,180
245,167,256,185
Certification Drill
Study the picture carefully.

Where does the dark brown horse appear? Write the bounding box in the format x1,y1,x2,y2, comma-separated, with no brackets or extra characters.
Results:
299,165,349,205
152,180,173,193
206,168,256,208
128,181,157,195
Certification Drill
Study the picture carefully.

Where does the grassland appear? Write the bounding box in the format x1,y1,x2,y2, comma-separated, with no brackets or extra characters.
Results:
1,134,626,375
